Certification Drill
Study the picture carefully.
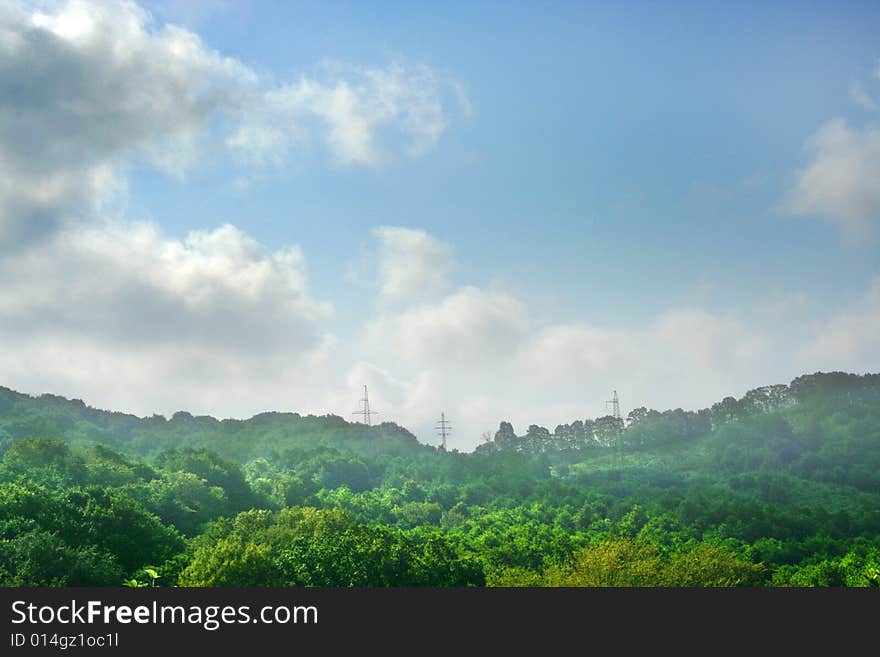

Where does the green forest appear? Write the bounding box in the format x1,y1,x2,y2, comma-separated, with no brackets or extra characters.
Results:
1,371,878,587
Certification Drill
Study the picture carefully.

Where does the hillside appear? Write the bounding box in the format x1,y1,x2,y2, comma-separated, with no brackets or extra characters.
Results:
1,371,879,587
0,387,427,461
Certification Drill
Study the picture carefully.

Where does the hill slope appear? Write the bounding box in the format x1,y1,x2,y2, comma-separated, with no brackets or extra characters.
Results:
0,387,427,461
1,371,878,587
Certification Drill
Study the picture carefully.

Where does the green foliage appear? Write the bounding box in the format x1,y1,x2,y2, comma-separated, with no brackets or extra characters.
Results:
180,508,484,587
0,529,123,586
0,437,87,486
154,448,263,512
0,481,183,585
490,538,764,587
125,471,229,536
0,372,879,587
771,544,880,587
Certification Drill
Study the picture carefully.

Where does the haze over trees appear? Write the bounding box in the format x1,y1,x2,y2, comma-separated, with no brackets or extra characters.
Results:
1,372,878,587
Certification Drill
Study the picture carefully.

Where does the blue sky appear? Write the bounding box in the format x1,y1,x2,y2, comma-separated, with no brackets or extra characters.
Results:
133,0,879,318
2,1,879,448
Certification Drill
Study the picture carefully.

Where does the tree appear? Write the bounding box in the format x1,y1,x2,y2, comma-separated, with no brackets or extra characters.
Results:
626,407,653,427
1,437,87,485
179,507,484,587
525,425,552,453
493,422,517,451
154,448,260,512
129,472,228,536
593,416,624,448
0,530,124,586
711,396,742,426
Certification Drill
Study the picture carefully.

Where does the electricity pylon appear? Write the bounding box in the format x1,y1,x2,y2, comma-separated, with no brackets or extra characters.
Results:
352,385,378,426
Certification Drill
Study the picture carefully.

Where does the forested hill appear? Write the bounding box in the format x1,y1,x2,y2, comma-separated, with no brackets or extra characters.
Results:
2,371,878,461
478,371,880,459
0,387,426,461
1,371,879,588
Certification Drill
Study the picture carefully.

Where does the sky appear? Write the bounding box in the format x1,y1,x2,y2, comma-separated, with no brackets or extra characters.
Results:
1,0,879,450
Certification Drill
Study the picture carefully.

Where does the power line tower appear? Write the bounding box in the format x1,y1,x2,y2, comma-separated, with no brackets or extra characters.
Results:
352,385,378,426
605,390,621,422
606,390,623,460
435,412,452,451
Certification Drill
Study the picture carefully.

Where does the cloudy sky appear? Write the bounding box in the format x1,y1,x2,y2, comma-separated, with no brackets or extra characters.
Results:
1,0,879,450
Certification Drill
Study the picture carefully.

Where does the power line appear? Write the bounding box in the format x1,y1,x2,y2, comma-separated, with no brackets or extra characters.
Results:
435,412,451,450
352,385,378,426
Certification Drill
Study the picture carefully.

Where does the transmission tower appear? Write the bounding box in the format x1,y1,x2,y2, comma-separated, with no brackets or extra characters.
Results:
605,390,621,421
435,412,452,450
606,390,623,458
352,385,378,426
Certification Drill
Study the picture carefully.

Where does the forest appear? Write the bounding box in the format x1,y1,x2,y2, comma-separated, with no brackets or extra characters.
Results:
0,371,878,587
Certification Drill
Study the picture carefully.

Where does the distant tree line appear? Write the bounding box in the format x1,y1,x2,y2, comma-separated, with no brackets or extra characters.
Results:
476,372,880,455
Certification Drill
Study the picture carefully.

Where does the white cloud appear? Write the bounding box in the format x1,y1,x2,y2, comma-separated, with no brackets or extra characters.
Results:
0,0,475,439
0,221,328,343
519,324,634,383
365,286,530,366
799,278,880,371
350,272,782,449
851,81,879,111
0,220,339,417
0,331,346,421
0,212,853,450
0,208,768,450
653,309,767,372
0,0,255,247
520,310,766,386
0,1,467,423
228,61,460,168
0,0,343,416
3,1,873,453
372,226,455,304
342,361,435,426
515,309,770,417
0,1,465,248
784,118,880,238
351,285,531,447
